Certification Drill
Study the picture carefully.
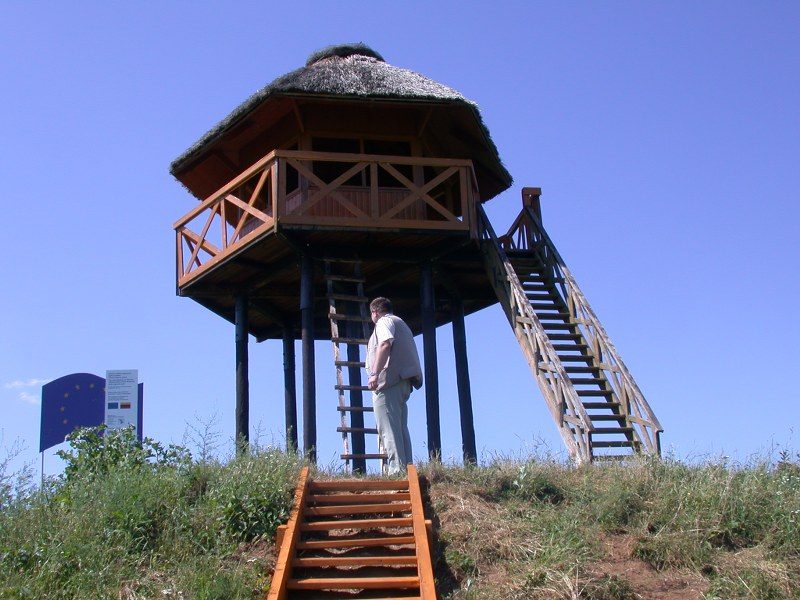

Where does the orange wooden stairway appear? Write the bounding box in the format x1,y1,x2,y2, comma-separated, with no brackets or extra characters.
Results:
268,465,436,599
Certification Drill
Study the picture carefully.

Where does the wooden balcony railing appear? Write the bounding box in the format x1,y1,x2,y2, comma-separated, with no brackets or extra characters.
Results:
174,150,479,286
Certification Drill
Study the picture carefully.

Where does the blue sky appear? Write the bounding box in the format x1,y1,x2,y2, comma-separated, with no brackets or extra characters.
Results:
2,2,799,477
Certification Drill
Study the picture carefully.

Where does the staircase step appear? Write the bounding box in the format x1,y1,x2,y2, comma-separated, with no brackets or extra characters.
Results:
565,366,600,373
292,555,418,568
328,293,369,302
569,378,606,385
337,406,374,412
306,502,412,517
310,480,409,492
341,453,388,461
300,517,413,531
592,440,636,448
548,333,582,341
590,414,628,421
553,343,589,351
335,360,366,368
331,337,369,345
591,427,634,434
558,354,593,363
583,401,621,409
537,312,572,320
287,576,420,591
308,492,411,505
543,322,579,330
531,302,558,310
577,389,613,396
296,535,416,550
337,427,379,434
335,384,370,391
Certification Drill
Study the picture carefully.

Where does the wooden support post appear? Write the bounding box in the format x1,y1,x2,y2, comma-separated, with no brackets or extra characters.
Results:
235,294,249,453
451,297,477,464
347,318,367,473
420,263,441,459
282,325,298,453
300,253,317,463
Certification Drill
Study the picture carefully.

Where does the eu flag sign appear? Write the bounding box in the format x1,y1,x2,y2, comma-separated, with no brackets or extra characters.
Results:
40,373,144,452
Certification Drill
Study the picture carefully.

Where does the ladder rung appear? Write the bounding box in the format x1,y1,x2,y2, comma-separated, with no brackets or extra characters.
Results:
325,274,365,283
328,293,369,302
337,427,379,434
531,302,557,310
329,313,371,322
577,389,613,396
336,384,370,391
570,378,606,385
340,453,388,460
538,312,572,320
565,366,600,373
591,414,627,421
331,337,369,345
337,406,374,412
548,333,582,341
287,576,419,591
296,535,416,550
335,360,366,367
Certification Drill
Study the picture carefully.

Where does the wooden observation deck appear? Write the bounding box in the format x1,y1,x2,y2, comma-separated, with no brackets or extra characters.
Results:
174,150,494,338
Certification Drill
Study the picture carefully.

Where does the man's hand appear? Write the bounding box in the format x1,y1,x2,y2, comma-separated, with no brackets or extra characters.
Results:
368,374,378,390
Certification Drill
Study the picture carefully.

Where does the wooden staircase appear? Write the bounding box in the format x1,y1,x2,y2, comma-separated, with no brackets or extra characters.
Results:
268,466,436,599
325,259,387,473
477,189,663,463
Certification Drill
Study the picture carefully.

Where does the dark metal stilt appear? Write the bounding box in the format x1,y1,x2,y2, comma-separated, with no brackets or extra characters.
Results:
235,294,249,453
420,263,441,459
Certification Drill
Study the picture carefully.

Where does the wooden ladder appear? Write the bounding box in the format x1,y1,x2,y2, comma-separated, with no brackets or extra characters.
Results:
477,193,663,464
324,259,387,473
268,466,437,599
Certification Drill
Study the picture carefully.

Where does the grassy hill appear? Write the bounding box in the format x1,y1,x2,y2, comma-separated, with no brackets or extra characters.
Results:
1,428,798,599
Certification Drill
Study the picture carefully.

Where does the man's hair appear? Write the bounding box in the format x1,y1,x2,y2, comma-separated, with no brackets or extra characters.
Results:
370,297,392,314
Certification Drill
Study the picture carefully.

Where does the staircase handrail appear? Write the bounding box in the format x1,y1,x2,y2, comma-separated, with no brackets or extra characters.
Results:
509,206,663,446
476,205,593,462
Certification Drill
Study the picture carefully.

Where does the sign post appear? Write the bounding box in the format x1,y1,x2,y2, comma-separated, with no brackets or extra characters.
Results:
105,370,139,436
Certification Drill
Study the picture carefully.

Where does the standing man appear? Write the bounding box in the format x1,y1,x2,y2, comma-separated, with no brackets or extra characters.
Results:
366,297,423,475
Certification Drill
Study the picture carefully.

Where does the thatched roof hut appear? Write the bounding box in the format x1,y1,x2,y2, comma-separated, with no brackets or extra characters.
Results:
171,43,512,201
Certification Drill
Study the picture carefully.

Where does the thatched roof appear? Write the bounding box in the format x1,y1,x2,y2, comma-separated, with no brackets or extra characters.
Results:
171,43,511,197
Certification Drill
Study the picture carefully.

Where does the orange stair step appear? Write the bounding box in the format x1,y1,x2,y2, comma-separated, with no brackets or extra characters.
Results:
305,502,412,516
307,492,411,505
287,576,420,590
296,535,416,550
292,555,417,568
310,480,410,492
301,517,413,531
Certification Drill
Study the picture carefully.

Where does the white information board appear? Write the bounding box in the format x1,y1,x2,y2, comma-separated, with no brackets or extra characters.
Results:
105,369,138,434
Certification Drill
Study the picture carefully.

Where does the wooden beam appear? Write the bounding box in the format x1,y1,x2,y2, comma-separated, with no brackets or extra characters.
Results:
451,297,477,463
235,294,249,452
283,325,298,453
300,253,316,463
420,263,441,458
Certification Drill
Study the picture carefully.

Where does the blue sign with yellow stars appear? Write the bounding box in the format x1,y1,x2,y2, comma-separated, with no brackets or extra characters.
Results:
39,373,143,452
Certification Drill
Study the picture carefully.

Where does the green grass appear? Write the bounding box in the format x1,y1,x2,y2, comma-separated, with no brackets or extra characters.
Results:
1,431,798,599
